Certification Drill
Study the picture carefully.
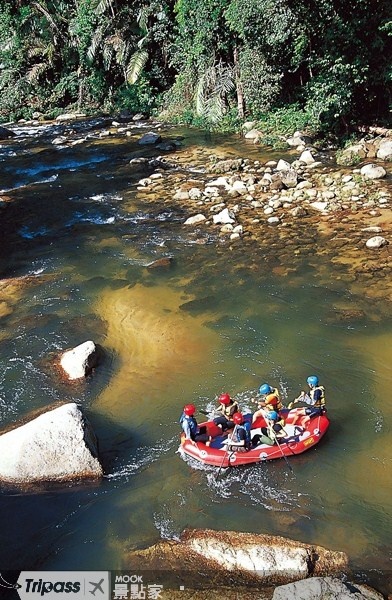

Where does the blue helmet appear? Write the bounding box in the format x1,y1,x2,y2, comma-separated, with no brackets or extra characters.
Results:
259,383,272,395
307,375,319,387
266,410,278,421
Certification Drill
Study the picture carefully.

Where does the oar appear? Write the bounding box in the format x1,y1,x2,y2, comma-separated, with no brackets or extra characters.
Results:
267,422,294,475
215,425,237,481
273,433,295,475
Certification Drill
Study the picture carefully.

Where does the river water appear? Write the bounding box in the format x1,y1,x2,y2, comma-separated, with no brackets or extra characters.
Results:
0,118,391,594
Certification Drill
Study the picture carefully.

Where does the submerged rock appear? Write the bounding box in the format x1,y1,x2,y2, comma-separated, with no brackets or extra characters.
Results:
0,403,102,484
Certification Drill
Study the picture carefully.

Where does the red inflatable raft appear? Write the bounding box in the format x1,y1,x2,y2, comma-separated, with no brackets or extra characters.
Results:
180,408,330,467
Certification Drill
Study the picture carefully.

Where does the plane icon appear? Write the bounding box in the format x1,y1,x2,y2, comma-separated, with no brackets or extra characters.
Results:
89,578,105,596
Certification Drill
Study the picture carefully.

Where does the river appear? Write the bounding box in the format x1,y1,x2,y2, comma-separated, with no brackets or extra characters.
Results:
0,117,391,595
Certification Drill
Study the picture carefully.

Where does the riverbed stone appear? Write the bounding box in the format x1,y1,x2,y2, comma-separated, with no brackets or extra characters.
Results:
360,164,387,179
184,213,206,225
376,139,392,160
365,236,387,249
299,150,316,164
0,403,102,484
213,208,235,224
138,131,162,145
60,340,99,380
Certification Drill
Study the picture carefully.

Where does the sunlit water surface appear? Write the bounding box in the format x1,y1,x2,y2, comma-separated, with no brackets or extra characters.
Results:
0,120,391,593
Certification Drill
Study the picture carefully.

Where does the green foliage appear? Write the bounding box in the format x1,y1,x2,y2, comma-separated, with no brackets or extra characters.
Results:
114,75,156,115
0,0,390,134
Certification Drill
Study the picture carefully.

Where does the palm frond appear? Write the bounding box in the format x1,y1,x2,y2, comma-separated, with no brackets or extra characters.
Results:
125,49,148,84
96,0,115,16
137,7,149,33
194,62,235,122
87,26,105,64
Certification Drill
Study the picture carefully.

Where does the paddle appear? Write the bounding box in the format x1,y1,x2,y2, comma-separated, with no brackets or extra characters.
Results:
271,430,295,475
215,425,237,481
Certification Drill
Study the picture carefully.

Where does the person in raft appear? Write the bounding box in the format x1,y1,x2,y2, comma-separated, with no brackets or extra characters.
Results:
180,404,211,446
252,392,282,424
251,382,283,423
252,410,287,446
222,412,251,451
288,375,326,430
213,393,239,431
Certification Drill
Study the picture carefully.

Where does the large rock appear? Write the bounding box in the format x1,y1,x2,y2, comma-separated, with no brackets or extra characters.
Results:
360,163,387,179
0,403,102,484
138,131,162,145
125,528,348,587
0,125,16,139
336,143,367,166
60,340,99,380
272,576,383,600
376,139,392,160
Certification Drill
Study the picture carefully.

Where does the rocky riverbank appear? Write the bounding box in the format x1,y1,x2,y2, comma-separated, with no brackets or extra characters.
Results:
130,123,391,312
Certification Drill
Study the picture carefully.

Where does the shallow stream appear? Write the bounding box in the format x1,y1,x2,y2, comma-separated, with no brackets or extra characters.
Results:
0,119,391,594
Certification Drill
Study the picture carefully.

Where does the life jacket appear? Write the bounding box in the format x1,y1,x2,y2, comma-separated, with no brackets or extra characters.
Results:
221,401,239,419
309,385,325,407
179,413,198,438
265,390,283,411
234,422,251,449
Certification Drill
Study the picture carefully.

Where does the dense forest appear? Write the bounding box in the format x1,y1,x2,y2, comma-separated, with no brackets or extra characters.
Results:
0,0,391,138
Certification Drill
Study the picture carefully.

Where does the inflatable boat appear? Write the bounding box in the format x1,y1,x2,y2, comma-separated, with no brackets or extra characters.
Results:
179,408,329,468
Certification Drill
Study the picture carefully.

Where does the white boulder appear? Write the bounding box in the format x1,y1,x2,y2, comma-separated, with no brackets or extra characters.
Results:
213,208,235,225
365,236,387,249
0,403,102,484
360,164,387,179
184,214,206,225
60,340,99,380
376,140,392,160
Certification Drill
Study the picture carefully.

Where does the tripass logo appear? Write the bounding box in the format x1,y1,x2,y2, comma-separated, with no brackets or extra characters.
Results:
0,573,21,590
13,572,109,600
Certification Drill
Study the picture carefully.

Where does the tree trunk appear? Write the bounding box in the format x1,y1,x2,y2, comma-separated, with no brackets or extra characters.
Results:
233,46,244,120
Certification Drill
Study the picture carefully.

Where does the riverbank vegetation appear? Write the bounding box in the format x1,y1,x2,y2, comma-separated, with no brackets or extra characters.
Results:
0,0,390,142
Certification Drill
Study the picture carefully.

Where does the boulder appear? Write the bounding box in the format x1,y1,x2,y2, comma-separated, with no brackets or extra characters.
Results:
376,139,392,160
55,113,86,121
138,132,162,145
365,236,387,249
125,528,348,587
272,576,383,600
213,208,235,225
146,257,173,270
336,143,367,166
276,159,291,171
0,125,16,139
60,340,99,380
279,169,298,188
184,214,206,225
0,403,102,484
360,164,387,179
298,150,316,165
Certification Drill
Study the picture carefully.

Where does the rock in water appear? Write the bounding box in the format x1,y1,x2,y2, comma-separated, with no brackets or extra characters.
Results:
60,340,98,380
0,403,102,484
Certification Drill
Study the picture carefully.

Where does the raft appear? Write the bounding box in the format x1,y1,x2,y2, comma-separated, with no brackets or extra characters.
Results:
180,407,330,467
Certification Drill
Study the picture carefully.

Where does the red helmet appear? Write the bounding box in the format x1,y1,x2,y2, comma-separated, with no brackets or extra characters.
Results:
232,412,243,425
218,393,231,405
184,404,195,416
